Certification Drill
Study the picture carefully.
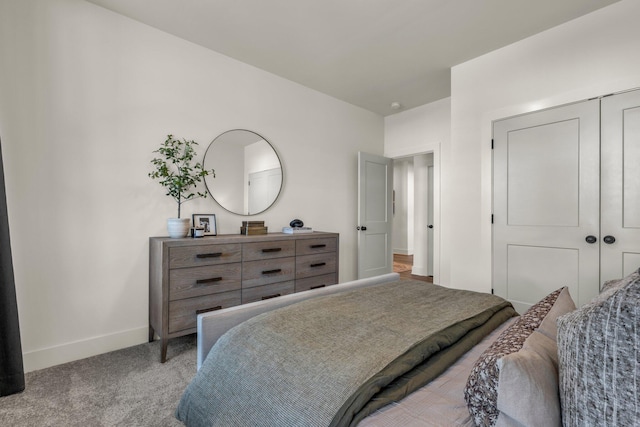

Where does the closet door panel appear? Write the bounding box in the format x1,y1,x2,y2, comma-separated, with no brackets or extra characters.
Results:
505,245,579,314
601,89,640,283
623,253,640,277
506,120,580,227
623,107,640,228
493,99,600,309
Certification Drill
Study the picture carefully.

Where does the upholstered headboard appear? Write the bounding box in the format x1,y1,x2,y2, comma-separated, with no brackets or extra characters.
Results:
196,272,400,369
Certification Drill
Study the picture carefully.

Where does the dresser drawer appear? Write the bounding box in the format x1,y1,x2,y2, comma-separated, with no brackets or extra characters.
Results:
296,252,337,279
242,280,295,304
295,273,338,292
242,257,295,288
242,240,295,262
169,243,242,268
169,263,241,301
168,290,241,333
296,237,337,255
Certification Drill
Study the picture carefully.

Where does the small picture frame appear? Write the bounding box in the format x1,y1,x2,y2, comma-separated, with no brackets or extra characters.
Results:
192,214,217,236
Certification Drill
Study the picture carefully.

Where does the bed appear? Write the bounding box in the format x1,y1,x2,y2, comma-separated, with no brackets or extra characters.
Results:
175,269,640,427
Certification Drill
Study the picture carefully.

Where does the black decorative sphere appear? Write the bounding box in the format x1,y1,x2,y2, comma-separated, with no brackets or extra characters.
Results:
289,219,304,228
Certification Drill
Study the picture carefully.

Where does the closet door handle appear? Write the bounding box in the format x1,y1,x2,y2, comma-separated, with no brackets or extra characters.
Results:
585,235,597,244
603,235,616,244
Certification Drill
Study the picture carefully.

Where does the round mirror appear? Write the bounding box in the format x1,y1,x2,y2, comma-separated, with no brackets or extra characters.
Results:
203,130,283,215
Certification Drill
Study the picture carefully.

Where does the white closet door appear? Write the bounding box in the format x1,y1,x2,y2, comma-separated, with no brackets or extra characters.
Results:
493,99,600,312
601,89,640,282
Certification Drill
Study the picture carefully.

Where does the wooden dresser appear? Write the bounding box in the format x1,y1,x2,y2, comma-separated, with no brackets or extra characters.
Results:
149,231,339,362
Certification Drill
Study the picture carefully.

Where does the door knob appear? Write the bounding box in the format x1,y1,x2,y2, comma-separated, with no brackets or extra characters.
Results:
356,226,367,231
603,235,616,244
428,225,434,229
585,235,597,244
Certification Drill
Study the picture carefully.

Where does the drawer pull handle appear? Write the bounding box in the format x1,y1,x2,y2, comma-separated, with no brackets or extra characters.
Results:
262,268,282,275
261,293,281,300
197,252,222,259
262,248,282,253
310,244,326,249
196,306,222,315
310,262,326,268
310,284,326,289
196,277,223,285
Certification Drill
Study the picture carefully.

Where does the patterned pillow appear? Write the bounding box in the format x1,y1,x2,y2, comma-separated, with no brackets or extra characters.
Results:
464,288,565,427
557,268,640,427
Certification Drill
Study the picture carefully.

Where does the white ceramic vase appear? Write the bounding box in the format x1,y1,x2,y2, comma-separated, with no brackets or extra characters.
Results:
167,218,190,238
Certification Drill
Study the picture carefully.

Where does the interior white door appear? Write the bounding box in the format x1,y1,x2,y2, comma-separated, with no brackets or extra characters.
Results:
601,89,640,282
358,152,393,279
248,167,282,215
493,99,601,312
427,164,434,276
411,154,430,277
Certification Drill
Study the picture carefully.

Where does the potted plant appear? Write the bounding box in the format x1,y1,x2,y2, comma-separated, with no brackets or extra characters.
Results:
149,134,215,238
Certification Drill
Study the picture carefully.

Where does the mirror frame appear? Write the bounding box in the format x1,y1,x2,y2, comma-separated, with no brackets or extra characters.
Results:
202,129,283,216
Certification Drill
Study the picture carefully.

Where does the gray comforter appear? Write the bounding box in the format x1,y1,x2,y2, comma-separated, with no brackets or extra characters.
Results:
176,279,515,427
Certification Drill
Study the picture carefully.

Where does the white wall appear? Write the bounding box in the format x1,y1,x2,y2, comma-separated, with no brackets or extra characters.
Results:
0,0,383,371
384,98,451,158
449,0,640,293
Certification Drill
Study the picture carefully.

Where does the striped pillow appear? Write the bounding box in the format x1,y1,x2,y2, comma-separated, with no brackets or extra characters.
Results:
557,268,640,427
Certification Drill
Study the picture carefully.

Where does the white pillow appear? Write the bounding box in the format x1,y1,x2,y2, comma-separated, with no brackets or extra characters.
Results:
496,331,561,427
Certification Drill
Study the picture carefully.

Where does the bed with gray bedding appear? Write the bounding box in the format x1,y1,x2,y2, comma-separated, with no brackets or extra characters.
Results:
176,268,640,426
175,276,515,427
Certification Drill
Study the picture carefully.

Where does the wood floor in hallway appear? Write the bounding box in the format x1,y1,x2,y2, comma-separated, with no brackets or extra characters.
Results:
393,254,433,283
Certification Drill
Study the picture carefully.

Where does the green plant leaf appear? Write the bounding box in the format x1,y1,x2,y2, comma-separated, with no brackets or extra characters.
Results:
148,134,213,218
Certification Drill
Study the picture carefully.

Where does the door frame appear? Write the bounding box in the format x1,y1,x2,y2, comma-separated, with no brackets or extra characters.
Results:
385,143,441,284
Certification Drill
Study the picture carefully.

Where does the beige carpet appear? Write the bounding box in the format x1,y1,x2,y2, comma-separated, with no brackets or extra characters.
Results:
0,335,196,427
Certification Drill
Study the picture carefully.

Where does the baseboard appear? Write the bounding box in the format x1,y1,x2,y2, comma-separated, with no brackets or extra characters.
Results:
22,326,149,373
392,249,413,255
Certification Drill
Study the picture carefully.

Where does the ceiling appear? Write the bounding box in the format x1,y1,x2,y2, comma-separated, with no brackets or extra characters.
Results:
85,0,620,116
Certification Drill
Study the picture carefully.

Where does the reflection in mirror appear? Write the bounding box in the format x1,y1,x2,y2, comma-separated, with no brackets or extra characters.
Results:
203,130,283,216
